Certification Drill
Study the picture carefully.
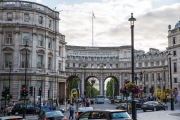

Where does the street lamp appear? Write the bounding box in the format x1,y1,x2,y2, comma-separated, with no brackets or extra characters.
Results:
128,13,136,120
8,61,12,102
163,67,166,90
23,42,28,119
157,74,162,89
91,78,95,98
167,51,174,110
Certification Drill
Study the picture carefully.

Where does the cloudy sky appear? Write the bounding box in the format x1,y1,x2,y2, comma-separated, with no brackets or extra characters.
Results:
30,0,180,52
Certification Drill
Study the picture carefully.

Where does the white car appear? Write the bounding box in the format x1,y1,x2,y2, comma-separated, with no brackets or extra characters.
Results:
0,116,25,120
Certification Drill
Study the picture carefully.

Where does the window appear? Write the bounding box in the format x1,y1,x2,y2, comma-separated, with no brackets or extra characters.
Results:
152,73,154,81
59,46,61,56
97,64,99,68
173,51,176,56
125,73,127,77
49,20,51,28
91,64,93,68
173,37,176,45
145,74,148,81
174,78,177,83
104,64,106,68
38,34,43,46
139,63,142,67
48,57,51,70
37,55,43,69
7,13,12,21
110,64,112,68
174,62,177,73
24,13,29,22
48,82,51,98
79,63,81,68
162,60,165,65
145,62,148,67
67,63,69,67
59,63,61,71
151,62,154,66
116,64,118,68
21,54,29,68
5,32,12,44
48,38,52,49
4,53,12,68
156,61,159,66
22,32,29,44
124,63,127,68
73,63,75,67
38,16,43,24
3,80,8,89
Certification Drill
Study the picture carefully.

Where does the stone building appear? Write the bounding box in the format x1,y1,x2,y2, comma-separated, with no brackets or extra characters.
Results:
0,0,67,103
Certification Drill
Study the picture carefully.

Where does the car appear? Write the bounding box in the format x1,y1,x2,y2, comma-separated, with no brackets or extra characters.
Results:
38,110,66,120
135,99,144,108
114,96,122,103
75,110,132,120
95,95,105,104
11,103,35,115
0,116,25,120
56,107,65,113
141,101,168,112
75,107,93,118
116,103,128,109
35,106,50,114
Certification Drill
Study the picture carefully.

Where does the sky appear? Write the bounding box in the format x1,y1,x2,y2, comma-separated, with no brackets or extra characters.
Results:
29,0,180,52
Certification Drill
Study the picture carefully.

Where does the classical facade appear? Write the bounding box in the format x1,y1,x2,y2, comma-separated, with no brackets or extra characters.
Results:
0,0,67,103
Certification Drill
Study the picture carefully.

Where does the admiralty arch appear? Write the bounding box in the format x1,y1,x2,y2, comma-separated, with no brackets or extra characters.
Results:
0,0,180,104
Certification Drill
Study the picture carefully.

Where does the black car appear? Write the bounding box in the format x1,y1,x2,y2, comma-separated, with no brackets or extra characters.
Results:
11,103,35,115
141,101,168,112
38,110,66,120
135,99,144,108
76,110,132,120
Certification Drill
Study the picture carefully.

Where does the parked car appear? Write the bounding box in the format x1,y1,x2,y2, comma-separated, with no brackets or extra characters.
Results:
0,116,25,120
11,103,35,115
56,107,65,113
75,107,93,118
38,110,66,120
75,110,132,120
114,96,122,103
135,99,144,108
35,106,50,114
141,101,168,112
95,95,105,104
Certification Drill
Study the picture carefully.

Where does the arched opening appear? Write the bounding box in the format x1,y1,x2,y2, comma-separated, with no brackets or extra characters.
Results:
85,76,100,98
104,77,119,99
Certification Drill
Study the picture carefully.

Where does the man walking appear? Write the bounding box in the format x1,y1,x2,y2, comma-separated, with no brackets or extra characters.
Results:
68,104,74,120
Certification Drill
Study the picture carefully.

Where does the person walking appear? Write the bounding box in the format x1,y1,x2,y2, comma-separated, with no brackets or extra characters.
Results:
7,105,12,116
68,104,74,120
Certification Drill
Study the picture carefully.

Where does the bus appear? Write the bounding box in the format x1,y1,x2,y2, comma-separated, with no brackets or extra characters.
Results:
95,95,105,104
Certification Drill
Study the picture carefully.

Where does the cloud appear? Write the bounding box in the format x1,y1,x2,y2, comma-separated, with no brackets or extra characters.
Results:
36,0,42,3
57,0,180,52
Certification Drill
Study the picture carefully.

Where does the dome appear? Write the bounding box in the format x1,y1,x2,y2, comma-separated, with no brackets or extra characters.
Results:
175,21,180,28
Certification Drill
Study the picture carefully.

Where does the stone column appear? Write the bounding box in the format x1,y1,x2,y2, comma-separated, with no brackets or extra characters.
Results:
44,34,48,72
81,70,85,97
13,30,20,70
0,30,3,69
119,73,122,96
100,72,103,95
154,73,157,89
32,29,37,70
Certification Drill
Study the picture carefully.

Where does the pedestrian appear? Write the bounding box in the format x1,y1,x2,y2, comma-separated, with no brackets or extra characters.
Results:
7,105,12,116
68,104,74,120
49,104,53,111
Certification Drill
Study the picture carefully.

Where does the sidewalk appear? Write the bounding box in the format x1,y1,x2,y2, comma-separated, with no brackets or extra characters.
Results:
137,109,180,120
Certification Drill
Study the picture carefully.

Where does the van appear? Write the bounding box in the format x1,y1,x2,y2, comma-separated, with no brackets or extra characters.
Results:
95,95,105,104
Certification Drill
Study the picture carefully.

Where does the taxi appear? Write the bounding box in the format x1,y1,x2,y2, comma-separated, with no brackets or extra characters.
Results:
75,106,93,118
0,116,25,120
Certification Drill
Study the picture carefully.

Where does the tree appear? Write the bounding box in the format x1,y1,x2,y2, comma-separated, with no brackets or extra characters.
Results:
106,78,118,97
69,77,80,91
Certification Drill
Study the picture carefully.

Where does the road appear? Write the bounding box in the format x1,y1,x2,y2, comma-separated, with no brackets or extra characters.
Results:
1,98,179,120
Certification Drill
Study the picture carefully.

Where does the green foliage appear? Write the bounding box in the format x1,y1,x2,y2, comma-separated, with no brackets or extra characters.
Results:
106,78,118,96
85,81,99,97
69,77,80,91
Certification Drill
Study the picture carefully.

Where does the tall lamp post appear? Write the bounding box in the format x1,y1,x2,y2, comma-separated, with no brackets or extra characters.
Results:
128,13,136,120
23,42,28,119
163,67,166,90
167,51,174,110
91,79,95,98
8,61,12,103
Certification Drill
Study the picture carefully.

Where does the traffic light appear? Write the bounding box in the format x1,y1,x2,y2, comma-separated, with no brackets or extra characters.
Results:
39,87,42,96
29,86,33,96
2,89,6,98
143,87,146,93
5,88,10,98
21,87,26,97
10,94,12,99
84,90,86,96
